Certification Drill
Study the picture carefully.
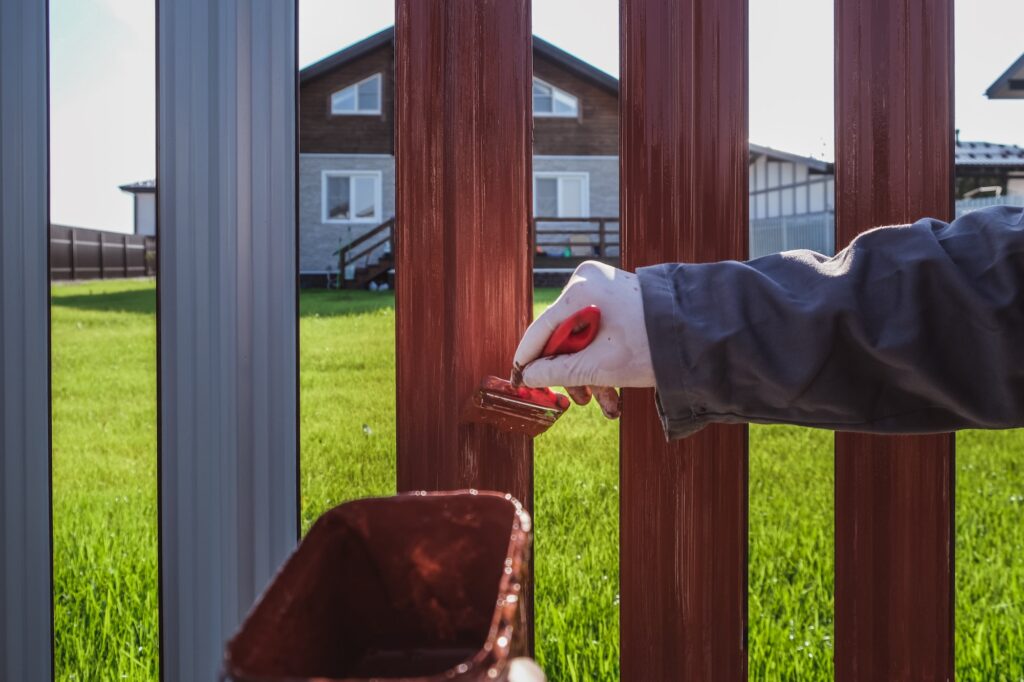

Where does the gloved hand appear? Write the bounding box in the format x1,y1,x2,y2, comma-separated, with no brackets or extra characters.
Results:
512,260,656,419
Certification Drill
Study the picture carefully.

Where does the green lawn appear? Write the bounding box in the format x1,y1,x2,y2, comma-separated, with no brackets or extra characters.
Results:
52,279,1024,680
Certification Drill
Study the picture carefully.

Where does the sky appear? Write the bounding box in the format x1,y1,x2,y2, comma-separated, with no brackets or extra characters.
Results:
51,0,1024,233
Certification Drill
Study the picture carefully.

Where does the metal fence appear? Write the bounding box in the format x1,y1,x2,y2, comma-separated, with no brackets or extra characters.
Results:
750,195,1024,260
49,224,156,281
749,212,835,258
955,194,1024,216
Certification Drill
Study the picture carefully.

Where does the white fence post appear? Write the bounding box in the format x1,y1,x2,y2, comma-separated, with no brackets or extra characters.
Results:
158,1,298,678
0,0,52,679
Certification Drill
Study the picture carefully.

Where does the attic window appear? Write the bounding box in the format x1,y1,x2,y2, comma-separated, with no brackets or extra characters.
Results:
533,78,579,118
330,74,382,115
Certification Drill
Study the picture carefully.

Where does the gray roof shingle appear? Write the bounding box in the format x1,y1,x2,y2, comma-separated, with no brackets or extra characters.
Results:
955,139,1024,167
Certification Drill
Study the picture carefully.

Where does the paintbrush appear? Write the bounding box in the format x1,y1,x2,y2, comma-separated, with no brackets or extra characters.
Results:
463,305,601,437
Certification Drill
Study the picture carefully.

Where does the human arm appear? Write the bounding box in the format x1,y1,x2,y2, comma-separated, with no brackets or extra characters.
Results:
515,206,1024,439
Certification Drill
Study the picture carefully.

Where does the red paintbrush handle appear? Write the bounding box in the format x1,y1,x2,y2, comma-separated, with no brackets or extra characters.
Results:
541,305,601,357
481,375,571,411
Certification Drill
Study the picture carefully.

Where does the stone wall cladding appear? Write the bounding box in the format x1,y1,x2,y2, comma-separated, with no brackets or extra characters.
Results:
533,156,620,257
300,154,396,273
300,154,620,274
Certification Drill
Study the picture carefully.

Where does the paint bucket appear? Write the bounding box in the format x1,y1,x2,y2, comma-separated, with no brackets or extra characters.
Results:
222,490,532,681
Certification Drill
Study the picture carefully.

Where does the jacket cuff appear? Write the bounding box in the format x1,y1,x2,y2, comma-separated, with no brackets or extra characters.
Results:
637,265,710,440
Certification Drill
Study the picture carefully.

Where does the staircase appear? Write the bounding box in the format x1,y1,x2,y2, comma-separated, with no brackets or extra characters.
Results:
336,217,395,289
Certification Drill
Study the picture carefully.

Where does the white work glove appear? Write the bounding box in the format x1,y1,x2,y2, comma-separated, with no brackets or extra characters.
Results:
507,657,546,682
512,260,656,419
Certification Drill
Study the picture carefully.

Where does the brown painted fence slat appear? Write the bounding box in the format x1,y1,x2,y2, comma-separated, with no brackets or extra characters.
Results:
394,0,533,500
620,0,749,679
834,1,955,679
394,0,534,627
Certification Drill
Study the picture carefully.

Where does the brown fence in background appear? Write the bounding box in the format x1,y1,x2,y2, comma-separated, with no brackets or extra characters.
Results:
49,224,156,281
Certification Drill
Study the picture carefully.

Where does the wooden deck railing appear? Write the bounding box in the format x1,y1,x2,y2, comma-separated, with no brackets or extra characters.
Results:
335,217,395,272
531,216,619,255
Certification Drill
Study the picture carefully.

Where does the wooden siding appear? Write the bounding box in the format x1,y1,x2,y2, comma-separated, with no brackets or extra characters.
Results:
299,43,394,154
533,53,618,156
300,42,618,157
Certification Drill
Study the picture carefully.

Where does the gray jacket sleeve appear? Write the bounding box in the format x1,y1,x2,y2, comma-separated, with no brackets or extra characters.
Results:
637,205,1024,440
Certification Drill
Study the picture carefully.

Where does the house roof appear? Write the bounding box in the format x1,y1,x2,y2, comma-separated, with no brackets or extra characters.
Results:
119,179,155,194
532,35,619,95
749,143,832,172
299,27,394,85
955,139,1024,168
299,26,620,97
986,52,1024,99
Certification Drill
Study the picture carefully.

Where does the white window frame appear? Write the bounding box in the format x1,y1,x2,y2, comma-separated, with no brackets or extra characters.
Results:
532,77,580,118
321,170,384,224
330,73,383,115
533,172,590,217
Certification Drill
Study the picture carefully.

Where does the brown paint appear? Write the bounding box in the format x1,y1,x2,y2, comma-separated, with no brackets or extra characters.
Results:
222,491,531,681
394,0,534,646
619,0,749,679
834,1,955,679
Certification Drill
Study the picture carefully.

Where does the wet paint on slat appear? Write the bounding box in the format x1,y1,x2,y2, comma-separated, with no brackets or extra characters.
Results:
394,0,535,645
620,0,749,678
834,1,955,678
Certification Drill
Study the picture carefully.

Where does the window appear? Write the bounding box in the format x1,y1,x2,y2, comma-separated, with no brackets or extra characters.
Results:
533,172,589,217
532,78,579,117
330,73,382,115
322,171,382,223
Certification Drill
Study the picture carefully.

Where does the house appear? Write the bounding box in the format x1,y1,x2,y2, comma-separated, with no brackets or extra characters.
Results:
118,179,156,236
748,144,835,257
748,135,1024,257
953,135,1024,200
298,27,621,286
121,31,1024,282
986,52,1024,99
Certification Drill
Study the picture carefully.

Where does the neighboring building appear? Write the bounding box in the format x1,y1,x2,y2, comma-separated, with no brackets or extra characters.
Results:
118,179,156,236
954,136,1024,200
986,52,1024,99
747,137,1024,257
980,52,1024,200
748,144,835,257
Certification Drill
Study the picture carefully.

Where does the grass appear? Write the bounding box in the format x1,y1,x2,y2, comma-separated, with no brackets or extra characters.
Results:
52,279,1024,680
51,280,159,681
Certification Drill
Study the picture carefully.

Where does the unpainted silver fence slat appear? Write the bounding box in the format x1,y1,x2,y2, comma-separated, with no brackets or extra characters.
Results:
158,1,298,678
0,0,53,679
